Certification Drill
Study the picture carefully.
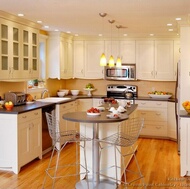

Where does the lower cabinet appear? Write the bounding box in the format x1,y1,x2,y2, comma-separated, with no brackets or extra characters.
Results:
0,109,42,174
180,117,190,176
136,100,168,138
55,101,78,149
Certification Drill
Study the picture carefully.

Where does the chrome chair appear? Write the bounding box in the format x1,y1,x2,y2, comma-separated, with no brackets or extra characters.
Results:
42,112,91,189
99,117,145,187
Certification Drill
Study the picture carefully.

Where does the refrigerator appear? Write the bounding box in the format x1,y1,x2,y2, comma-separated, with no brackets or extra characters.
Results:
175,61,181,154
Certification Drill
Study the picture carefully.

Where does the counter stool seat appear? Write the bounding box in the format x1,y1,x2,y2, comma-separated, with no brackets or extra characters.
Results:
99,117,145,187
42,112,91,189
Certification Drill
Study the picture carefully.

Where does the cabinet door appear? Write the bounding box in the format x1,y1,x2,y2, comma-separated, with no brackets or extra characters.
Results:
85,41,104,79
120,41,136,63
0,19,21,79
136,41,155,80
155,40,174,80
21,27,39,79
73,41,85,78
174,40,180,80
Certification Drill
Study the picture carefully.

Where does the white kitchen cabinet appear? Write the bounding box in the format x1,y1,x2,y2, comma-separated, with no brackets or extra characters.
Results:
92,98,104,107
73,40,104,79
0,16,40,80
174,40,180,80
18,109,42,168
0,18,21,80
136,100,168,137
55,101,77,149
136,40,175,81
0,109,42,174
167,102,177,140
47,32,73,79
180,117,190,176
136,41,155,80
120,40,136,63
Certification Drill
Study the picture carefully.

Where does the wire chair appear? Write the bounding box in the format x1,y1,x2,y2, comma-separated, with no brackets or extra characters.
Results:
42,112,91,189
99,117,145,188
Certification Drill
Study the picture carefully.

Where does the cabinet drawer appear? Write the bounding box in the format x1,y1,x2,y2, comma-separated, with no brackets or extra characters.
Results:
18,109,41,123
138,109,167,121
140,121,167,137
59,101,76,111
136,100,167,108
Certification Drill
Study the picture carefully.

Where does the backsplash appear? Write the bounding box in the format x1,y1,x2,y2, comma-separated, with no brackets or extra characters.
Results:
0,79,176,99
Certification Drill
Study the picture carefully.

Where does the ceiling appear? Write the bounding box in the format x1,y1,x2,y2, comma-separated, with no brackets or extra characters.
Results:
1,0,190,38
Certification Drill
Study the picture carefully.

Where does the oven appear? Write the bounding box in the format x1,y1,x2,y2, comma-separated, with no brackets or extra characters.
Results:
106,84,137,104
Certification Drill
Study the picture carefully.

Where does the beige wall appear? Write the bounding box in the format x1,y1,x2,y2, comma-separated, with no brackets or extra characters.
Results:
0,79,176,99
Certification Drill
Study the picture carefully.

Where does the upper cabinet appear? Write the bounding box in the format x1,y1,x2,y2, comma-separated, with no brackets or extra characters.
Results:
47,32,73,79
0,12,41,81
73,40,104,79
136,40,176,81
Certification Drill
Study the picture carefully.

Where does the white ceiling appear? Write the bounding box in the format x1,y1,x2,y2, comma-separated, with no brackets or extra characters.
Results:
1,0,190,38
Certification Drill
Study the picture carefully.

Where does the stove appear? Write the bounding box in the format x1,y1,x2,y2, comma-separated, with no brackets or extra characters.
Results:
106,84,137,103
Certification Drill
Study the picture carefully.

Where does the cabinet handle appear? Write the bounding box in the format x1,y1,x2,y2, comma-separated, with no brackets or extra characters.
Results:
81,69,83,73
22,115,27,119
141,112,146,115
156,103,162,106
141,102,146,105
156,113,161,115
151,71,154,76
34,112,38,115
155,71,157,76
156,126,161,129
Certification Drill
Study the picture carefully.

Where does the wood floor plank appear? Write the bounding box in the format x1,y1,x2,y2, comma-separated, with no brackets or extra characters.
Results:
0,139,189,189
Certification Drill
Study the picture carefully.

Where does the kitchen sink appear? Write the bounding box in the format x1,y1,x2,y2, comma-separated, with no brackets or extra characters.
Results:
36,97,71,103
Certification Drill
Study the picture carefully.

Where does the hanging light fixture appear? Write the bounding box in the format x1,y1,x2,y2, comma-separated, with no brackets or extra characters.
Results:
108,19,115,67
99,13,107,66
116,25,122,67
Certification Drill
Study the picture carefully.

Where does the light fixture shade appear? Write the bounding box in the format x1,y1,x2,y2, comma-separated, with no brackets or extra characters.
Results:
109,55,115,67
100,53,107,66
116,57,122,67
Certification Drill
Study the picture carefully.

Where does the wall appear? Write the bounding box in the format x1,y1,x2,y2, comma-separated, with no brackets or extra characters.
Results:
0,79,175,99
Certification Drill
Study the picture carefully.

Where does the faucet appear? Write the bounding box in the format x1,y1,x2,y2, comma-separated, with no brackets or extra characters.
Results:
41,89,49,99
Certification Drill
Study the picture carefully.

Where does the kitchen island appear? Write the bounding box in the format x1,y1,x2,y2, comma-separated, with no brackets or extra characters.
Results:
63,104,138,189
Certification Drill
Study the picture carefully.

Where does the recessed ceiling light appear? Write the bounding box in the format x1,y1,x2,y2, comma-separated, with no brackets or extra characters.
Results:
99,34,103,37
176,18,181,21
54,29,59,32
44,25,49,29
123,34,127,37
18,13,24,17
37,20,42,24
167,23,172,26
168,29,173,31
66,31,71,34
75,34,79,36
150,34,154,36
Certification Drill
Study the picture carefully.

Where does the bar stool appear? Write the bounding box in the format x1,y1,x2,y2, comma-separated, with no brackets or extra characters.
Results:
42,112,91,189
99,117,145,187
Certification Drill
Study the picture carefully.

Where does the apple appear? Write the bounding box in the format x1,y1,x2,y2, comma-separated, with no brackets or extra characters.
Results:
8,101,13,105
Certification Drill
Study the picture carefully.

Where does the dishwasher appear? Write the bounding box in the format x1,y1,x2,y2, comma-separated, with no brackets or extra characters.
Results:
42,105,55,155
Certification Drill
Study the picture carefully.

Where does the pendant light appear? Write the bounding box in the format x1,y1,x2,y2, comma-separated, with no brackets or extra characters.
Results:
108,19,115,67
116,25,122,67
99,13,107,66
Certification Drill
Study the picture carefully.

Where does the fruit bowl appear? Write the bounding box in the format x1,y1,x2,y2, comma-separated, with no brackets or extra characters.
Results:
4,103,14,111
182,101,190,113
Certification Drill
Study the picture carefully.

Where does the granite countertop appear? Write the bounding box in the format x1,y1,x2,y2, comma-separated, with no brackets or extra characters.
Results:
0,94,175,114
180,110,190,118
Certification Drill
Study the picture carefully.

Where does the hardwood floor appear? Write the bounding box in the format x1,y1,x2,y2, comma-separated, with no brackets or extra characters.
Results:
0,138,189,189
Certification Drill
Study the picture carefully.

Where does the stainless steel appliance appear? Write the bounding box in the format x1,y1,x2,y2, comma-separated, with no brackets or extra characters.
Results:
5,92,26,106
175,61,181,154
107,84,137,104
104,64,136,81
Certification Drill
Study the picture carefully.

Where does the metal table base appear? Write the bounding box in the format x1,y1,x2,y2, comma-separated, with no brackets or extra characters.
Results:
75,179,117,189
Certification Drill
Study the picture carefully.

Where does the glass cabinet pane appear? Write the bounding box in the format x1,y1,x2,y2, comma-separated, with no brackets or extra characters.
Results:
13,42,19,56
32,33,37,45
1,41,8,54
13,57,19,70
13,28,19,41
2,56,8,70
33,59,37,70
23,30,28,43
23,44,28,56
33,46,37,58
23,58,29,70
1,24,8,39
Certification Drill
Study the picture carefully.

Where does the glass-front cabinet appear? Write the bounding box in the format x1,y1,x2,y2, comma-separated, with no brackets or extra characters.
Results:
0,14,40,80
0,19,21,79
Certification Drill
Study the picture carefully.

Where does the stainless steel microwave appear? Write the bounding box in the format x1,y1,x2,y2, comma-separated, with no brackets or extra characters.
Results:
104,64,136,80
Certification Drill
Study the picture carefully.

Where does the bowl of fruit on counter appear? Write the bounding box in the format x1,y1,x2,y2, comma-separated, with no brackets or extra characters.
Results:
84,83,95,96
148,91,172,99
182,101,190,114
